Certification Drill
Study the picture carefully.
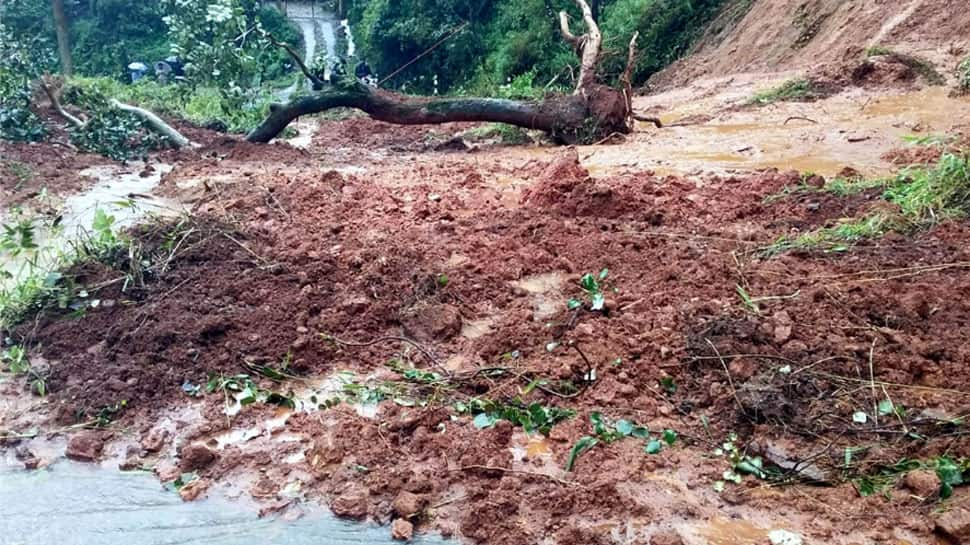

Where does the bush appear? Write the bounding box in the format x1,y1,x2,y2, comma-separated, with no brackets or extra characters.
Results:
0,24,50,142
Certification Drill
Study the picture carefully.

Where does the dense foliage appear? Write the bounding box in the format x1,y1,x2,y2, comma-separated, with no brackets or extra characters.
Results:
0,22,50,142
348,0,728,94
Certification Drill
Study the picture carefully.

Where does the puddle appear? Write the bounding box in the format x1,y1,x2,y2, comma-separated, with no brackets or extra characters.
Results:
579,86,970,178
0,461,451,544
511,272,567,321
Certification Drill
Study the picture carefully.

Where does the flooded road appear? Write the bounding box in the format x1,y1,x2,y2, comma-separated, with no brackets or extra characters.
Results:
0,461,450,545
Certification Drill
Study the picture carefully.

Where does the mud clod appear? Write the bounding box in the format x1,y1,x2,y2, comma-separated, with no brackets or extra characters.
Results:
904,469,942,498
65,432,105,462
391,518,414,541
179,443,217,472
392,490,426,518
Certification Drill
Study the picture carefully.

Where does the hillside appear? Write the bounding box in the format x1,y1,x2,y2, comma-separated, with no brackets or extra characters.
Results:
654,0,970,88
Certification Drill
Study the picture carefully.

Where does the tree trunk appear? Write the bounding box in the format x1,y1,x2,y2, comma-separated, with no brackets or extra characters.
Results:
248,0,641,145
51,0,73,76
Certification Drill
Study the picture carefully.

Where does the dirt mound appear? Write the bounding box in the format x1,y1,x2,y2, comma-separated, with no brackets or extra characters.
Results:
653,0,970,90
6,118,970,545
521,149,651,219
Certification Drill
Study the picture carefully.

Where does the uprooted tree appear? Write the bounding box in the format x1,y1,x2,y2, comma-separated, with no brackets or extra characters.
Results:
247,0,657,145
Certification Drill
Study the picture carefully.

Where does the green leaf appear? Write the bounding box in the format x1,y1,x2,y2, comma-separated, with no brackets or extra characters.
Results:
662,429,678,446
473,412,497,429
436,274,449,287
660,376,677,394
645,440,663,454
615,419,635,436
568,298,582,310
723,470,743,484
877,399,894,416
598,268,609,280
713,480,726,493
579,273,599,294
565,436,599,472
591,293,606,311
631,426,650,439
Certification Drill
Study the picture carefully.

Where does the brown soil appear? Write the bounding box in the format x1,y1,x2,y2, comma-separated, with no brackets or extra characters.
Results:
2,109,969,544
654,0,970,92
0,137,110,211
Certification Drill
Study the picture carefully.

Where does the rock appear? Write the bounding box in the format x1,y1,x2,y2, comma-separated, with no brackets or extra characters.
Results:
391,518,414,541
400,304,462,342
119,446,142,471
772,310,793,343
392,490,426,518
937,507,970,544
140,428,169,453
178,478,210,502
331,487,369,520
66,431,104,462
903,469,941,498
650,530,684,545
179,443,217,472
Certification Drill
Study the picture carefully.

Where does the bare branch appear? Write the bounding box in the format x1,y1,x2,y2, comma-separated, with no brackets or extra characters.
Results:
109,99,196,149
558,11,581,46
40,76,86,128
261,30,326,90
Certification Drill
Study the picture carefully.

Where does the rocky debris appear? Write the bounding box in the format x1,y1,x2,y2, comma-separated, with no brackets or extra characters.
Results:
65,431,104,462
392,490,426,518
178,443,217,472
772,310,793,344
936,507,970,544
140,428,169,453
14,446,40,470
903,469,941,498
118,445,142,471
391,518,415,541
178,478,210,502
649,530,685,545
331,486,369,520
760,440,831,483
400,303,462,342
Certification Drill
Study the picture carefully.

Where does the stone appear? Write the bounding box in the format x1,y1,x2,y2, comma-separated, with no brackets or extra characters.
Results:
392,490,425,518
768,529,803,545
903,469,941,498
179,443,217,472
391,518,414,541
178,478,210,502
400,304,462,342
331,487,369,520
140,428,169,453
66,431,104,462
937,507,970,544
650,530,684,545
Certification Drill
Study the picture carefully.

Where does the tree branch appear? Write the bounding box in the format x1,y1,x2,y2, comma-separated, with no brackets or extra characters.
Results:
572,0,602,94
40,76,86,128
109,99,195,148
262,30,325,90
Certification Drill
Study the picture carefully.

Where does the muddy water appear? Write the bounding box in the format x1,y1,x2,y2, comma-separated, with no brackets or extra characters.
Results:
576,86,970,178
0,461,450,545
0,162,181,289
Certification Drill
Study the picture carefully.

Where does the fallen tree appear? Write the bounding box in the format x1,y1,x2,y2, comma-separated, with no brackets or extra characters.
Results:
247,0,650,144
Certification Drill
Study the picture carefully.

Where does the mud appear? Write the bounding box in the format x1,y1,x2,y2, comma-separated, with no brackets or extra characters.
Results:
4,26,970,545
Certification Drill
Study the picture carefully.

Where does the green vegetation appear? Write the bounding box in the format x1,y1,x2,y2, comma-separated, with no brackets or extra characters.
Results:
0,344,47,396
761,152,970,256
565,412,677,471
853,456,969,500
349,0,729,94
568,268,611,312
747,77,827,106
464,399,575,435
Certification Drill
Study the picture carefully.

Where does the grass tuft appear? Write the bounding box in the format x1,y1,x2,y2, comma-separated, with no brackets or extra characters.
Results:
747,78,829,106
761,152,970,256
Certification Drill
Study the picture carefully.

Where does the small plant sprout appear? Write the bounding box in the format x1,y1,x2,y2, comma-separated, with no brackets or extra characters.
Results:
565,413,678,471
569,268,610,312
